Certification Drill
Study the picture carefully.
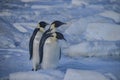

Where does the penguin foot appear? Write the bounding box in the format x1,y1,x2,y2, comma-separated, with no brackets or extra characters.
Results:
32,68,37,71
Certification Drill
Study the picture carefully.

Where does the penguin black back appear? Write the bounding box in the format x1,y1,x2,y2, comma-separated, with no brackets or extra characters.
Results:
39,33,53,63
29,21,48,60
29,28,40,60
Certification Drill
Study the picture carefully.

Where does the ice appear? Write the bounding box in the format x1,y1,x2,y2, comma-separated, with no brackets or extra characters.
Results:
0,49,120,80
13,23,37,30
0,36,15,48
85,23,120,41
9,70,64,80
31,5,52,9
65,19,87,35
0,11,12,16
88,5,104,9
99,11,120,23
4,55,11,58
21,0,39,2
13,23,28,33
64,69,109,80
105,73,117,80
64,41,120,57
31,4,69,9
72,0,89,6
0,0,120,80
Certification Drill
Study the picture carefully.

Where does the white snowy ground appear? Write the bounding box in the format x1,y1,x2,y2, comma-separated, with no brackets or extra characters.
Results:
0,49,120,80
0,0,120,80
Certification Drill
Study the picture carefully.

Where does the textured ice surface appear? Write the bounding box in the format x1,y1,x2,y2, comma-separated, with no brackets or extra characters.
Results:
10,70,64,80
86,23,120,41
64,69,109,80
0,0,120,80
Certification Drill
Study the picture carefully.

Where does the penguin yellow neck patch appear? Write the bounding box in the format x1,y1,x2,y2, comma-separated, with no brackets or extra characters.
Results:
40,27,45,32
50,24,55,30
50,24,56,33
37,24,45,32
51,33,57,41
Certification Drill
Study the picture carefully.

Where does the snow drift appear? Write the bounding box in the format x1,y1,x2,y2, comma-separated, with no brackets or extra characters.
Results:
64,69,109,80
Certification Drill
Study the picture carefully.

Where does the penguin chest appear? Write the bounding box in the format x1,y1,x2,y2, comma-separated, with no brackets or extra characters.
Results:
42,39,60,69
32,31,42,64
34,31,42,43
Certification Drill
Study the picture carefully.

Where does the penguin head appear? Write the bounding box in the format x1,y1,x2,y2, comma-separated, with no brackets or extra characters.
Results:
50,21,66,30
38,21,49,32
55,32,66,41
51,32,66,41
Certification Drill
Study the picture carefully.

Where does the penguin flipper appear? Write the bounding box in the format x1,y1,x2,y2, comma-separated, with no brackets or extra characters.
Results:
29,28,39,60
39,33,52,63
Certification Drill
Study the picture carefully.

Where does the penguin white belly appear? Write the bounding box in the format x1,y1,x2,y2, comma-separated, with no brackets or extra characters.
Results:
41,39,60,69
32,31,42,70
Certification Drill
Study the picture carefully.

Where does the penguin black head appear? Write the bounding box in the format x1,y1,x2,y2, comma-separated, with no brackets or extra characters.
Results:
51,32,66,41
50,21,66,30
38,21,49,28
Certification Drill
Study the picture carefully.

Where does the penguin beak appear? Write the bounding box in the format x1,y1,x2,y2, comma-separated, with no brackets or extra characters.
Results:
62,22,66,25
63,38,67,41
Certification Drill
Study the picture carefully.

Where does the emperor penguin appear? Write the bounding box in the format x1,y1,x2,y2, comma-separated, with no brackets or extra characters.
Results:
40,32,66,69
42,20,66,35
29,21,49,71
39,21,66,64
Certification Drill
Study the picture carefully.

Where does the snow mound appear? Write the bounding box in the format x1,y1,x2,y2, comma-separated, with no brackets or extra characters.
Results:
64,19,88,43
85,23,120,41
0,11,12,16
72,0,88,6
88,5,104,9
64,69,109,80
21,0,39,2
31,5,52,9
65,19,87,35
9,70,64,80
64,41,119,57
13,23,27,33
99,11,120,23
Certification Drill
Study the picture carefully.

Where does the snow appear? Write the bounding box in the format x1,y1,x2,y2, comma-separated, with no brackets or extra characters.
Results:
64,69,109,80
31,5,52,9
99,11,120,23
4,55,11,58
0,50,120,80
64,41,120,57
65,19,87,36
13,23,28,33
110,0,117,3
85,23,120,41
31,4,69,9
21,0,39,2
88,5,104,9
0,11,12,16
14,23,38,29
9,70,63,80
72,0,89,6
0,0,120,80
